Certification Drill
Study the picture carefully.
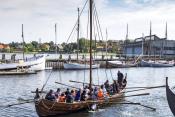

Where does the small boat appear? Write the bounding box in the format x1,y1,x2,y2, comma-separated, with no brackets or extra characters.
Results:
166,77,175,116
64,62,100,70
0,55,46,71
107,60,137,68
35,89,124,116
140,60,174,67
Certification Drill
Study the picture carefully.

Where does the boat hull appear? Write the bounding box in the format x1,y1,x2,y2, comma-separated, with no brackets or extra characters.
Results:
0,55,46,71
63,63,100,70
107,61,136,68
35,89,124,117
140,60,174,67
35,99,88,117
166,77,175,116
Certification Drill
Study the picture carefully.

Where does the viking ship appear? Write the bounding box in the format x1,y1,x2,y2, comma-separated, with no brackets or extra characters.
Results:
34,0,126,116
34,90,125,116
166,77,175,116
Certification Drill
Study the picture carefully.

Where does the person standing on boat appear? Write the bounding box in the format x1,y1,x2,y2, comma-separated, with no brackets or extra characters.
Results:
117,70,124,87
122,74,127,88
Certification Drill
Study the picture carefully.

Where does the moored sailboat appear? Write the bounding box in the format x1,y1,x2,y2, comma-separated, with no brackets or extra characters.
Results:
63,7,99,70
140,59,174,67
0,24,46,71
0,54,46,71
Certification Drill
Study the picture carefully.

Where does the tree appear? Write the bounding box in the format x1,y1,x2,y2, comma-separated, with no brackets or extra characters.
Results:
40,43,50,52
26,43,34,52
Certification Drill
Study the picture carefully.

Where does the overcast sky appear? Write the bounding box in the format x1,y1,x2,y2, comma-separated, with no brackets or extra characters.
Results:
0,0,175,43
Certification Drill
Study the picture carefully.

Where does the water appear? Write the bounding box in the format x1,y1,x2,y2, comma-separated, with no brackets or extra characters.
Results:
0,67,175,117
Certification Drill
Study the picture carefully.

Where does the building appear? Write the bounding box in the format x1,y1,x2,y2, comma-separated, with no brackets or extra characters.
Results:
0,43,10,52
123,35,175,58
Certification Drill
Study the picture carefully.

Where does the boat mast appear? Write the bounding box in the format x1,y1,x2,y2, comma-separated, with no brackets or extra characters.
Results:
164,22,167,58
105,28,108,59
22,24,25,60
126,23,128,40
149,21,152,57
125,23,128,61
89,0,93,90
55,23,57,54
142,33,144,56
77,8,80,61
165,22,167,40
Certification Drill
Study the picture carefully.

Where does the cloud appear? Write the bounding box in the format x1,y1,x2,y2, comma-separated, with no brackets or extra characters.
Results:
0,0,175,43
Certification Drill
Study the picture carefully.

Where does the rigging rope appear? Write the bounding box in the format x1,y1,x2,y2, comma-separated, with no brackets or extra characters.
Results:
41,70,53,92
66,0,88,44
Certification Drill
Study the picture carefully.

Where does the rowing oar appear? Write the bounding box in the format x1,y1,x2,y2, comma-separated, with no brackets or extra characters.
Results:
88,93,150,104
122,93,149,98
102,102,141,105
126,85,165,89
1,100,34,108
55,82,80,89
125,100,156,111
125,85,165,93
69,80,99,86
17,97,34,102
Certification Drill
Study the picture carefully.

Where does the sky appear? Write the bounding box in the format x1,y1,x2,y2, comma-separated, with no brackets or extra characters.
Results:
0,0,175,43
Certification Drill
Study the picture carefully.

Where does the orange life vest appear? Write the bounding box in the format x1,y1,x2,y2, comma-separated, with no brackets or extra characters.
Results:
59,96,65,102
97,89,103,99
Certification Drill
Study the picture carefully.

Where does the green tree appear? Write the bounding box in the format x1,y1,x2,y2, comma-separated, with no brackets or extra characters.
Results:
40,43,50,52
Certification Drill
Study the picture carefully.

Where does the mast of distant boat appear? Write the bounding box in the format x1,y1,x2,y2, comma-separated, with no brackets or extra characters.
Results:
142,33,144,56
149,21,152,58
22,24,25,60
77,8,80,61
55,23,57,54
105,28,108,59
125,23,128,62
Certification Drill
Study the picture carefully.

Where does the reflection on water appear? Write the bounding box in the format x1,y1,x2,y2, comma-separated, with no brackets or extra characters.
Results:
0,67,175,117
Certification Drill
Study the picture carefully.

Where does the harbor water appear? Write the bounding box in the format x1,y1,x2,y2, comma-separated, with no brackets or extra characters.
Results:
0,67,175,117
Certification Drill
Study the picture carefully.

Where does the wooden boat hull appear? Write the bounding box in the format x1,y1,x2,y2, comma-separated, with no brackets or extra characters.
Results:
87,91,124,107
35,99,88,117
166,77,175,116
35,89,125,117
